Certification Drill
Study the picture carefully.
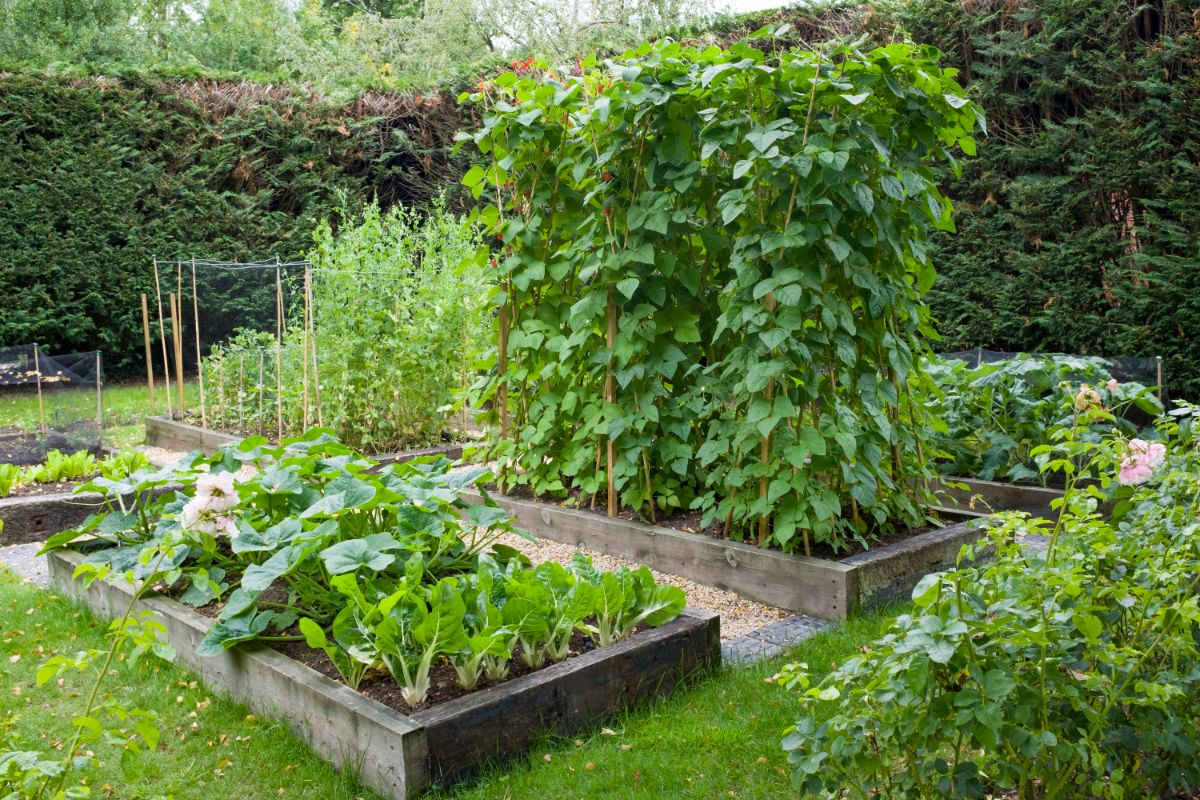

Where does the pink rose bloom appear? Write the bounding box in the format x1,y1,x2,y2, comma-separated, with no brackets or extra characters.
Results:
1117,438,1167,486
1107,378,1119,392
1118,460,1153,486
196,472,238,512
1128,439,1166,468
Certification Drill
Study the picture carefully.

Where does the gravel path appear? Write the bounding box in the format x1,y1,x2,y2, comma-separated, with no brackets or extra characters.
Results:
133,450,796,642
0,543,47,587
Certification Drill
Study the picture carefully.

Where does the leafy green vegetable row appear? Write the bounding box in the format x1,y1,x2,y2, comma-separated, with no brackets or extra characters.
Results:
0,449,149,497
45,431,686,707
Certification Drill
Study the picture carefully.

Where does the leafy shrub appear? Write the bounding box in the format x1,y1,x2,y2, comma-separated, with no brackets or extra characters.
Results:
924,354,1162,482
45,430,686,707
777,406,1200,798
199,200,490,452
460,36,982,552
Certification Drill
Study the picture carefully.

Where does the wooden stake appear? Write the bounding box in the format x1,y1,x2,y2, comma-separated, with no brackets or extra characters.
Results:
191,258,206,428
301,266,310,430
757,293,779,546
95,351,103,448
140,293,156,414
605,290,617,518
497,296,510,494
153,260,173,417
170,292,185,415
258,350,265,436
238,354,245,432
32,344,46,435
1157,356,1164,405
307,268,323,427
276,264,284,440
217,356,225,426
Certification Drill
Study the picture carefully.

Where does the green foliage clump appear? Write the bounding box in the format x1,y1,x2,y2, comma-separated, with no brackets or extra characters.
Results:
45,431,687,708
461,36,981,552
0,73,466,378
925,353,1161,482
0,448,149,497
778,408,1200,798
199,201,489,452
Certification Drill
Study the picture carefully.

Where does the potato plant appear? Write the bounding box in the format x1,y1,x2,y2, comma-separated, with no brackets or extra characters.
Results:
459,33,983,553
44,432,685,707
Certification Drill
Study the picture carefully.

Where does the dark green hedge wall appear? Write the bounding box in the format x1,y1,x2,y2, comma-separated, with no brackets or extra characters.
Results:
727,0,1200,397
0,75,467,376
897,0,1200,398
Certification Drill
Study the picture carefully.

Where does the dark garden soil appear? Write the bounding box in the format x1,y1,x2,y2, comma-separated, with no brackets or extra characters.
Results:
2,479,88,499
173,575,610,716
0,425,101,465
489,482,946,561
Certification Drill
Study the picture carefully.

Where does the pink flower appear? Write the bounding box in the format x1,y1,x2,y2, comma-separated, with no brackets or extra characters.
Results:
1107,378,1119,392
1128,439,1166,468
196,471,238,512
1118,460,1153,486
1117,438,1167,486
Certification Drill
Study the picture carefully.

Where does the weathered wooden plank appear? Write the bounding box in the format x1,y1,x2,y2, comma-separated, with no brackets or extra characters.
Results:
411,609,719,783
48,548,427,799
841,520,984,611
463,491,855,620
48,548,720,798
932,476,1062,518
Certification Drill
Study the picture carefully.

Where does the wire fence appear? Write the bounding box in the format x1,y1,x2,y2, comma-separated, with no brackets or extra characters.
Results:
0,345,104,463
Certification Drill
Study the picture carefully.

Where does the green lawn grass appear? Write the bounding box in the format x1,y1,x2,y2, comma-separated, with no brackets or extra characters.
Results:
0,569,900,799
0,381,196,450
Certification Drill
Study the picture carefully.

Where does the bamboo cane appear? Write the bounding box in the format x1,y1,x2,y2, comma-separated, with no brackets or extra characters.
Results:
95,351,103,448
258,350,265,436
497,297,510,494
276,264,284,440
301,266,310,429
191,258,206,427
32,344,46,435
306,267,323,427
238,353,245,432
169,292,185,415
153,260,173,417
140,293,156,414
606,290,617,518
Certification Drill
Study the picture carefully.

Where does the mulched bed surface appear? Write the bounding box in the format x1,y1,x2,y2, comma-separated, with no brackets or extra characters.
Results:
491,483,943,560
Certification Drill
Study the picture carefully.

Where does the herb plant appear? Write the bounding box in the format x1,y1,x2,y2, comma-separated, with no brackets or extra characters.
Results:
777,403,1200,798
459,33,982,553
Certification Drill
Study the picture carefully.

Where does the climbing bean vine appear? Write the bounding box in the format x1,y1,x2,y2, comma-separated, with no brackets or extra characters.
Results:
459,32,982,552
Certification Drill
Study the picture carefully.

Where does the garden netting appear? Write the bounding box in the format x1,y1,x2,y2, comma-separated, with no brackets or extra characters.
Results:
0,345,103,464
938,349,1164,398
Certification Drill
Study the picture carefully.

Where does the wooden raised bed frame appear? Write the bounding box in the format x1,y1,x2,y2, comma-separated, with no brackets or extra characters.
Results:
464,490,1006,621
47,548,719,800
145,416,466,466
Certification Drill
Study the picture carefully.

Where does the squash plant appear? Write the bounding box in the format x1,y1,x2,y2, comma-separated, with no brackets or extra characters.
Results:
458,32,983,553
43,431,687,707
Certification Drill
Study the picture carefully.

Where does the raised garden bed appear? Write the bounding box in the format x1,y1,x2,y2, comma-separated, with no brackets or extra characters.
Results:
47,547,720,799
145,416,467,466
933,475,1064,519
463,490,990,621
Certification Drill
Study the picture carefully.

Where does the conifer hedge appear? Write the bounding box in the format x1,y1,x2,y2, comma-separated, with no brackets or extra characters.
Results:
0,74,466,376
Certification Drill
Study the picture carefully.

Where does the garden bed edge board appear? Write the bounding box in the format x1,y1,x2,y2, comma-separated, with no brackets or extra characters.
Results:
46,548,719,798
462,490,986,620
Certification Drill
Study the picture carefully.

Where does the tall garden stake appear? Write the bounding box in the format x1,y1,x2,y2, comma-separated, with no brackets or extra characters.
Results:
140,293,156,414
606,290,617,518
153,259,173,417
191,258,206,427
275,263,284,440
169,292,185,415
32,344,45,435
301,266,310,429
